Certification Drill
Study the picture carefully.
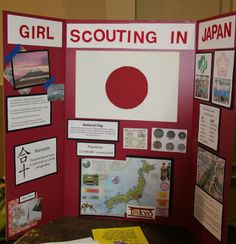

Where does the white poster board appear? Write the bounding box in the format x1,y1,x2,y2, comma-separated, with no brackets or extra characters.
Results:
15,138,57,185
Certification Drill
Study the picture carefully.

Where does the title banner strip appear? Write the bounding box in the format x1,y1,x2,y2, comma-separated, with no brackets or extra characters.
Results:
198,15,236,50
8,14,63,47
67,23,195,50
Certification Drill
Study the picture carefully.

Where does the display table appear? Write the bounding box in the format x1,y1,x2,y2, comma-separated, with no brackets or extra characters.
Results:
14,217,196,243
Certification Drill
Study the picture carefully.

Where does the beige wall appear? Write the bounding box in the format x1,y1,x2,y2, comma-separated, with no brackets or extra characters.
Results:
135,0,236,20
136,0,236,20
106,0,135,20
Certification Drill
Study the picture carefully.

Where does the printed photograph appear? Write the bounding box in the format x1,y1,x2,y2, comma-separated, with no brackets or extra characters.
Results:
8,197,42,237
196,147,225,203
11,50,50,89
195,75,210,100
212,78,231,106
0,178,6,242
194,53,212,101
212,50,234,107
47,84,64,101
4,47,32,94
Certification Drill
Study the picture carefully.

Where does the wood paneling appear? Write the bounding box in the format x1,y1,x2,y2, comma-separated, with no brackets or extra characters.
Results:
136,0,222,20
106,0,135,20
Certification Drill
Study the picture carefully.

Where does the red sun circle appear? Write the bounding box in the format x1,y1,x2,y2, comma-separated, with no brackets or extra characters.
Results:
105,66,148,109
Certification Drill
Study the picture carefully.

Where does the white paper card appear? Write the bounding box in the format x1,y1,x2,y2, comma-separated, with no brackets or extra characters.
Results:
77,142,115,157
194,185,223,241
198,104,220,151
68,120,118,141
7,94,51,131
15,138,57,185
19,192,36,203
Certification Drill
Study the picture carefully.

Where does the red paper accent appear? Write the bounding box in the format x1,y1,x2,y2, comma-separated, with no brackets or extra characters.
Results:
105,66,148,109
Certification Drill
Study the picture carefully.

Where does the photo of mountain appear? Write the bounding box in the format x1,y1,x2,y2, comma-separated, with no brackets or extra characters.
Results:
11,50,50,89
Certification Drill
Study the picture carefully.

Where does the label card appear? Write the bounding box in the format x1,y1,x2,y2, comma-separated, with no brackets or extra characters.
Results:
194,185,223,241
15,138,57,185
198,104,220,151
68,120,118,141
77,142,115,157
7,94,51,131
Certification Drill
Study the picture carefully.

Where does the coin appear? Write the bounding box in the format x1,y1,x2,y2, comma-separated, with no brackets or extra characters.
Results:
153,128,164,138
166,142,174,150
178,131,187,140
177,143,186,152
153,141,162,149
166,130,175,139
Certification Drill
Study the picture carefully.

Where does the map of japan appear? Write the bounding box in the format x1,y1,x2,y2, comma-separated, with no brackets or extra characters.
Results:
105,161,155,210
80,157,171,217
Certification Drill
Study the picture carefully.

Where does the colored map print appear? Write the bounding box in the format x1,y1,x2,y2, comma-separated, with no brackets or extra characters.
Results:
105,161,155,210
80,157,172,218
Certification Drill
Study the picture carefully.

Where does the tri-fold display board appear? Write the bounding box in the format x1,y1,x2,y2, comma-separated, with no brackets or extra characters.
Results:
2,11,236,244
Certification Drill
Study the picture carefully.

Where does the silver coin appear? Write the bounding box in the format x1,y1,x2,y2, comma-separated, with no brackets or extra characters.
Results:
153,141,162,149
178,131,187,140
153,128,164,138
177,143,186,151
167,130,175,139
166,142,174,150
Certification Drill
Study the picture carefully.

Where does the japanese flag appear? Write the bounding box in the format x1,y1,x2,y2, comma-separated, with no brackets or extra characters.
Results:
75,50,179,122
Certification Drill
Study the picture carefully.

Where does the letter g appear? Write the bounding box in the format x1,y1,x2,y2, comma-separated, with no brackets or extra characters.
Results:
19,25,29,38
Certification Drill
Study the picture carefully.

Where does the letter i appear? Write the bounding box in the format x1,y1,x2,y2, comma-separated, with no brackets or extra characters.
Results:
170,31,175,43
32,26,35,39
